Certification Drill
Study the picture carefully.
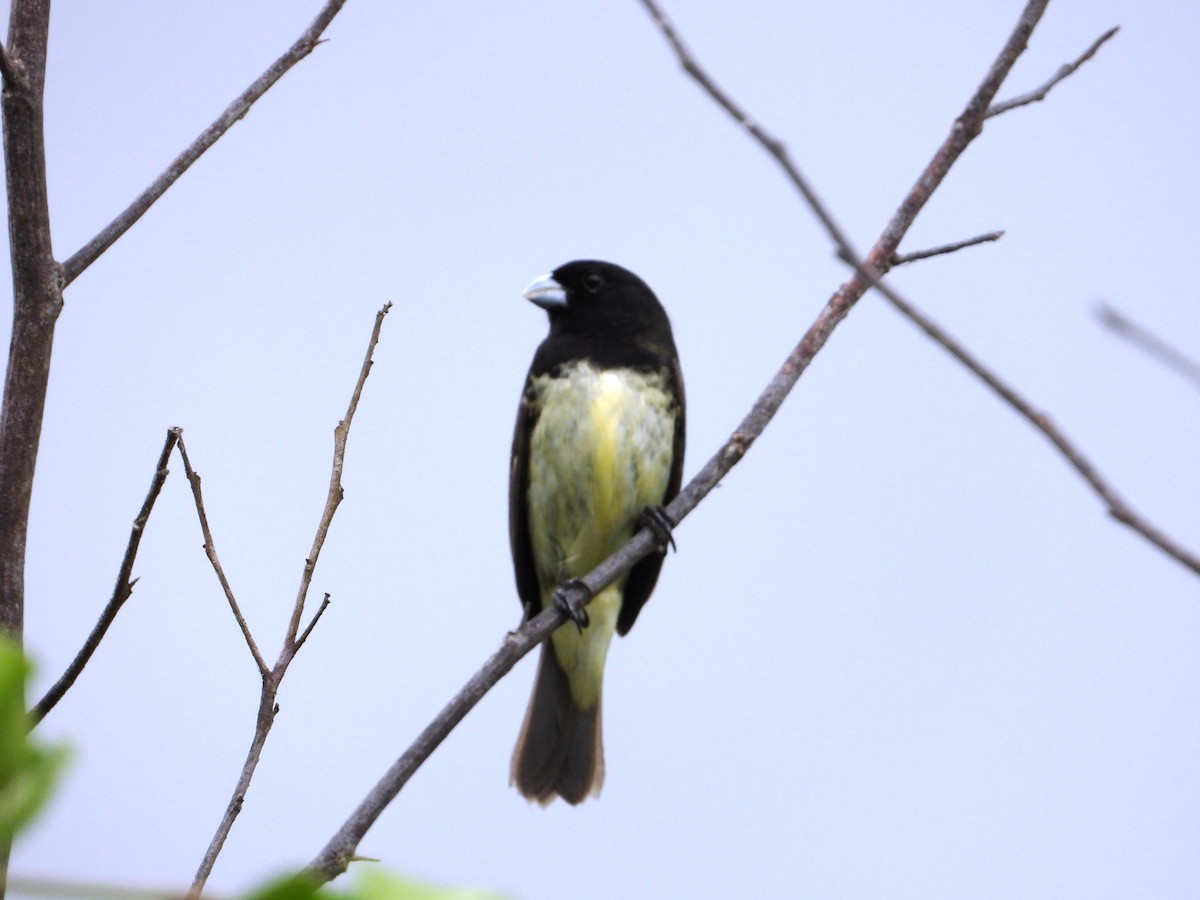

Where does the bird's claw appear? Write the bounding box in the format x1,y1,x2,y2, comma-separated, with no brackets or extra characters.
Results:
553,580,592,632
639,505,676,553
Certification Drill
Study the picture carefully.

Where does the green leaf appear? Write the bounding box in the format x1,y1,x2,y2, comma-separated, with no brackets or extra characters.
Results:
344,869,509,900
0,636,69,841
242,872,325,900
243,869,510,900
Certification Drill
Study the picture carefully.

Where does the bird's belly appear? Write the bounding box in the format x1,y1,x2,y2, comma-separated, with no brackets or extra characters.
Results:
526,365,675,589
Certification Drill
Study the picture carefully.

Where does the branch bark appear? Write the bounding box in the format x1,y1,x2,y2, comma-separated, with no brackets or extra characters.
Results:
305,2,1054,882
0,0,57,642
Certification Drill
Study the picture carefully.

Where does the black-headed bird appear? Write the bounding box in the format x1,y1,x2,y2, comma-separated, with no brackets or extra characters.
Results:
509,260,685,804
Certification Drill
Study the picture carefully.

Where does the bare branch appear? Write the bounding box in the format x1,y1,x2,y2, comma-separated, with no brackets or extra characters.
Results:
873,282,1200,576
1095,302,1200,390
190,303,390,896
59,0,349,287
986,26,1119,118
644,4,1195,577
175,435,270,678
29,429,180,725
308,5,1051,881
888,230,1005,267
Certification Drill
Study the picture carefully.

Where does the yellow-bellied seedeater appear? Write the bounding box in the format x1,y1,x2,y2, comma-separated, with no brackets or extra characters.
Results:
509,260,685,804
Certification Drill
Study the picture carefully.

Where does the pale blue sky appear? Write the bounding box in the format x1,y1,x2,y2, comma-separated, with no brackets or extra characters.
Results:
5,2,1199,898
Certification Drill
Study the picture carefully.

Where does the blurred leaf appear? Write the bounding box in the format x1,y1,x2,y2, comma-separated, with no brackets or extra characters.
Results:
342,869,509,900
242,872,325,900
244,868,509,900
0,636,68,841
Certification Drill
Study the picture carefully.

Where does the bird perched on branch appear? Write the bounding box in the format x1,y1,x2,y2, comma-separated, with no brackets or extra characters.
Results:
509,259,685,804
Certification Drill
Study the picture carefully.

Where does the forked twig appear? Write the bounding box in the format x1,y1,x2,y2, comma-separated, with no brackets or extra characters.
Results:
188,302,390,897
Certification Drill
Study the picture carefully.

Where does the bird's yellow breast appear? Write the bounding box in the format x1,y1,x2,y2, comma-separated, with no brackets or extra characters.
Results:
526,361,676,590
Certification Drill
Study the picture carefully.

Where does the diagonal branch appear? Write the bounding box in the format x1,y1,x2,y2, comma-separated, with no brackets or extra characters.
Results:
872,280,1200,576
176,434,270,678
29,428,180,725
306,3,1052,881
59,0,349,287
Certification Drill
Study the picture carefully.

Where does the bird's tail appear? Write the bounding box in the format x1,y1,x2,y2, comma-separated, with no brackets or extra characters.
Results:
510,640,604,805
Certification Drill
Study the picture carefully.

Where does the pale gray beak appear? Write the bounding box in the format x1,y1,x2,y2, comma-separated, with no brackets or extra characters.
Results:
522,273,567,310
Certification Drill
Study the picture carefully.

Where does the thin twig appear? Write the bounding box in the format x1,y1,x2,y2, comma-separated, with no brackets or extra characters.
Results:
59,0,349,287
306,4,1050,882
295,594,332,652
986,26,1119,118
175,435,270,678
1095,302,1200,391
29,429,180,725
889,230,1005,267
189,303,390,897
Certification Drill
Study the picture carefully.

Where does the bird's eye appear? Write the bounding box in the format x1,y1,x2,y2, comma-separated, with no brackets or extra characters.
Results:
582,272,605,292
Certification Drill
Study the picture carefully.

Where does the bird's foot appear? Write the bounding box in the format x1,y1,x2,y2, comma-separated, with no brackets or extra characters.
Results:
553,579,592,632
638,505,676,553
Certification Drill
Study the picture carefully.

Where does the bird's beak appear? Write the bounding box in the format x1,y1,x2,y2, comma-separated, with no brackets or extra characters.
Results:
523,273,567,310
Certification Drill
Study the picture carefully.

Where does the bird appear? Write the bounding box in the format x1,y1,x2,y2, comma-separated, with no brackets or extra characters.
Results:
509,259,685,805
